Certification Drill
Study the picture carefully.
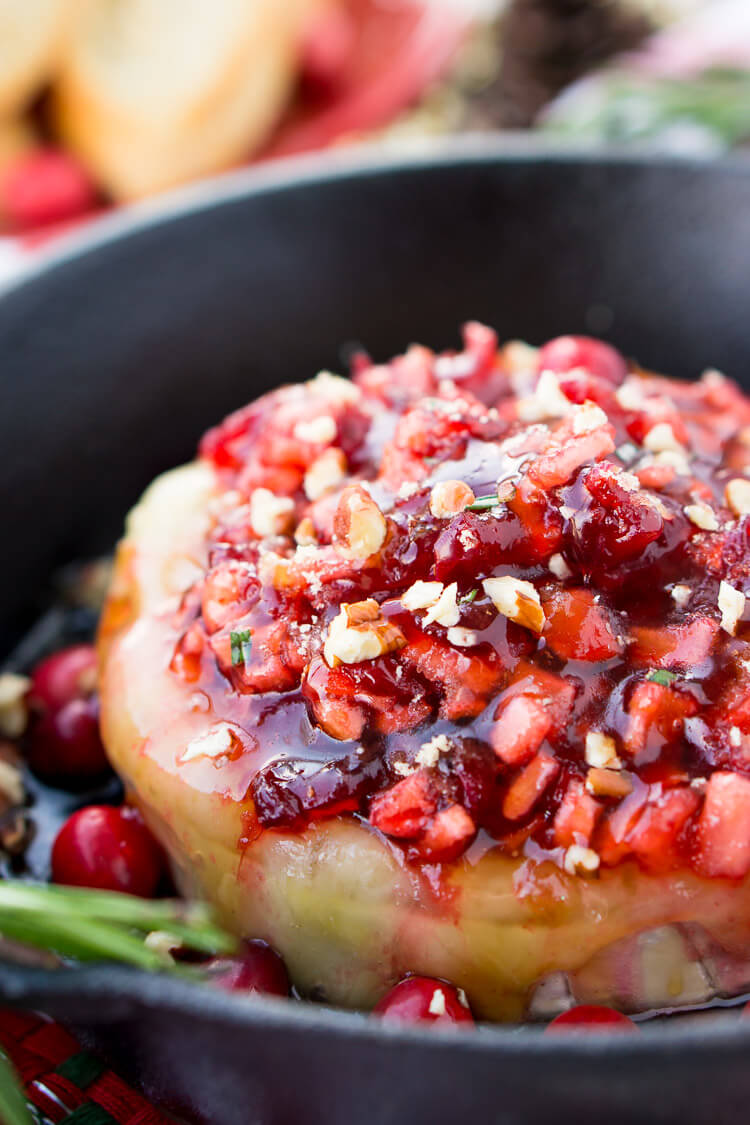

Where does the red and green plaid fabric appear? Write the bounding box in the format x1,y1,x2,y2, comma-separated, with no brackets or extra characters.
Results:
0,1011,169,1125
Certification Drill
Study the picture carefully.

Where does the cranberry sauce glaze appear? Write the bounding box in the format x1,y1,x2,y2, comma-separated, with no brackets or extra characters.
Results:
167,324,750,881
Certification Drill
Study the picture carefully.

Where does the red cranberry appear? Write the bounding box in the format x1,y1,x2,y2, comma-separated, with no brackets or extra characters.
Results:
545,1006,638,1034
210,940,290,997
537,336,627,386
1,149,97,231
29,644,98,713
51,805,165,897
374,976,475,1026
299,5,356,95
26,696,109,783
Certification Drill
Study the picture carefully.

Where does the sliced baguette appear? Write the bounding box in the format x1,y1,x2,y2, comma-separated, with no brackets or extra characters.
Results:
0,118,37,177
52,0,329,200
0,0,77,117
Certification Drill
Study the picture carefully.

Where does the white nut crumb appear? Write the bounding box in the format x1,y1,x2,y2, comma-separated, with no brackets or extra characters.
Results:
643,449,691,476
517,370,572,423
323,601,406,667
293,415,337,445
725,478,750,517
585,731,621,770
503,340,539,376
416,734,453,769
0,673,31,739
586,768,633,799
429,479,475,519
548,553,572,580
423,582,460,628
670,584,692,609
615,380,647,411
459,527,480,551
482,576,545,634
249,488,295,538
333,486,387,560
643,423,685,454
392,760,415,777
144,931,180,956
294,517,317,546
397,481,421,501
401,580,444,612
258,549,292,588
571,402,609,435
308,370,361,404
0,759,24,805
684,502,719,532
730,725,742,748
616,442,640,464
428,988,447,1017
182,724,236,763
719,580,746,635
207,488,245,519
564,845,601,876
304,448,347,501
447,626,479,648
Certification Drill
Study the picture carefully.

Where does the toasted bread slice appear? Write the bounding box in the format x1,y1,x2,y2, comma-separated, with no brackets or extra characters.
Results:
0,0,76,117
0,117,36,176
52,0,328,200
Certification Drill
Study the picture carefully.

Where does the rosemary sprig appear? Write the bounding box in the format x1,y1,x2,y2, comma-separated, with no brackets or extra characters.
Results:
466,495,499,512
0,1049,32,1125
645,669,680,687
0,881,237,972
230,629,253,667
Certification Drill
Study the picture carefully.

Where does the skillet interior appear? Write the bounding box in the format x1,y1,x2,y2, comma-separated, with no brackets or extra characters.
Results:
2,142,750,1123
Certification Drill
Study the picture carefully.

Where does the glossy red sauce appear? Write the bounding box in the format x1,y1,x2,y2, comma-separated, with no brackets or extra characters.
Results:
170,326,750,879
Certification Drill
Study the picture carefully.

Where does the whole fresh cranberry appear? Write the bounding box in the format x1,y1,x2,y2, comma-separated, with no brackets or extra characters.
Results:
299,5,356,95
209,940,290,997
1,149,97,231
545,1006,638,1034
26,645,109,783
26,696,109,782
29,645,98,713
51,805,165,897
374,976,474,1027
537,336,627,387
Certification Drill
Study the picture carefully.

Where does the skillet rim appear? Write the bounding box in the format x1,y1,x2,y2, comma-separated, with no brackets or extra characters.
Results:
2,132,750,302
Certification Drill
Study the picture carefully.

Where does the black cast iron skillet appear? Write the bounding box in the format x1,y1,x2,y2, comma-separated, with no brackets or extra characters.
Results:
2,140,750,1124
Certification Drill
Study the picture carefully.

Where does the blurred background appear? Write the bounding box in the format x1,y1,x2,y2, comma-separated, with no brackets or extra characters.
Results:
0,0,748,258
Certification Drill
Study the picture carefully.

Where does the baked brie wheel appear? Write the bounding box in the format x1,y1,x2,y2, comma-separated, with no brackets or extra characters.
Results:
99,325,750,1021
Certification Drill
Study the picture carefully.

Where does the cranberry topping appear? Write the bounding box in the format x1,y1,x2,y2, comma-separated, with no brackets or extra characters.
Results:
545,1006,638,1033
251,747,387,830
374,976,475,1026
169,324,750,882
537,336,628,387
209,939,290,997
51,805,165,896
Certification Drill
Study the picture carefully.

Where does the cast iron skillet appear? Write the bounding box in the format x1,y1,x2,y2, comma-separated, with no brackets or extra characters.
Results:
2,140,750,1124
